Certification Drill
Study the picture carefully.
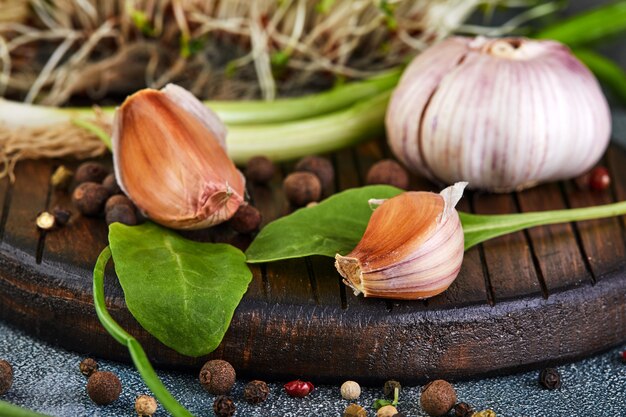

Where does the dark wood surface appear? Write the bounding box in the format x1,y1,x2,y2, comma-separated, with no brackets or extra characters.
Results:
1,141,626,384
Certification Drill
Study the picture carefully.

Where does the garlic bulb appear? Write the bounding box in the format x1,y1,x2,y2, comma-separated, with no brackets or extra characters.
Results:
386,36,611,192
335,182,466,300
112,84,245,230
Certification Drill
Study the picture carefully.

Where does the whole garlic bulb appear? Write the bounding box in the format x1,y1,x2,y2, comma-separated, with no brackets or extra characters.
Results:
335,183,466,300
386,36,611,192
112,84,245,230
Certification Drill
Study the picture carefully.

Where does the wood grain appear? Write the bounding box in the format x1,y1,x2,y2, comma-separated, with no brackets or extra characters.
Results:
1,144,626,383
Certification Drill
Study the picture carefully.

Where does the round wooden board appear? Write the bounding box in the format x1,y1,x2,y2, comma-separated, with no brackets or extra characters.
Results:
1,141,626,384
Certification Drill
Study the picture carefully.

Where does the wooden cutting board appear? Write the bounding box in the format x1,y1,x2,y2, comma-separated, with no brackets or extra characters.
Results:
1,140,625,384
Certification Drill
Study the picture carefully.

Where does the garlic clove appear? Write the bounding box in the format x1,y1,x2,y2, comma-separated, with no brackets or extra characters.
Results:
112,85,245,230
335,182,466,300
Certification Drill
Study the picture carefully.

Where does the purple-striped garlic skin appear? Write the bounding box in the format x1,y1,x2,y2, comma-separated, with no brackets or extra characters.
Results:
335,183,466,300
386,36,611,192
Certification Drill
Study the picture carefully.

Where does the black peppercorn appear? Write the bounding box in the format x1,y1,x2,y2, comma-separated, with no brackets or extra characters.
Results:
86,371,122,405
213,395,236,417
538,368,561,390
420,380,457,417
102,174,122,195
106,204,137,226
72,182,109,216
199,359,236,395
454,402,474,417
246,156,276,184
366,159,410,190
283,172,322,207
0,359,13,395
243,380,269,404
105,195,135,213
383,379,402,399
79,358,98,377
229,204,262,234
75,162,109,184
295,155,335,195
52,207,71,227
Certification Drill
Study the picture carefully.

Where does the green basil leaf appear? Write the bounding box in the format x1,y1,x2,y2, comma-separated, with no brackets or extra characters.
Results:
372,399,393,410
245,185,402,263
109,222,252,357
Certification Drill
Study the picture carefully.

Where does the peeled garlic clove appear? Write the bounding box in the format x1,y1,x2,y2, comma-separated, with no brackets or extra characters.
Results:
112,84,245,230
387,36,611,192
335,183,466,300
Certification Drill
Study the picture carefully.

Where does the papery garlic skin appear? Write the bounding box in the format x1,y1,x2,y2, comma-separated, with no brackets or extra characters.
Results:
112,84,245,230
387,37,611,192
335,183,466,300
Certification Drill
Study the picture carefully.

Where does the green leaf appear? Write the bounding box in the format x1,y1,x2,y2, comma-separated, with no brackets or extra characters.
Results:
109,222,252,357
245,185,402,263
373,399,393,410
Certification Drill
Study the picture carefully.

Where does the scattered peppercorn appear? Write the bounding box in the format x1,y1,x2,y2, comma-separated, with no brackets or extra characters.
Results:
344,403,367,417
36,211,55,230
283,172,322,207
213,395,236,417
75,162,109,184
284,379,314,397
366,160,410,190
341,380,361,400
106,204,137,226
102,174,122,195
377,405,398,417
0,360,13,395
135,394,158,417
50,165,74,190
454,402,474,417
243,380,270,404
246,156,276,184
86,371,122,405
79,358,98,377
383,380,401,399
199,359,236,395
105,194,135,214
72,182,109,216
473,410,496,417
589,166,611,191
229,204,262,234
52,207,71,227
420,380,457,417
295,155,335,195
538,368,561,390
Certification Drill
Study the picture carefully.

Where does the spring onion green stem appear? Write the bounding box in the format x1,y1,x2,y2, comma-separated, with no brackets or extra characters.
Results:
535,1,626,46
93,247,195,417
72,119,112,150
0,401,52,417
460,200,626,251
573,49,626,105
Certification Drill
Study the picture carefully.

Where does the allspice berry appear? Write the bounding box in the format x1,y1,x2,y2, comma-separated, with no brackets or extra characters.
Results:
199,359,236,395
340,380,361,400
344,403,367,417
246,156,276,184
79,358,98,377
135,394,158,417
213,395,236,417
383,380,401,399
420,380,457,417
75,161,109,184
102,174,122,195
106,204,137,226
229,204,262,234
243,380,270,404
377,405,398,417
52,207,71,227
366,159,410,190
538,368,561,390
295,155,335,195
72,182,109,216
0,360,13,395
105,195,135,213
283,172,322,207
86,371,122,405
